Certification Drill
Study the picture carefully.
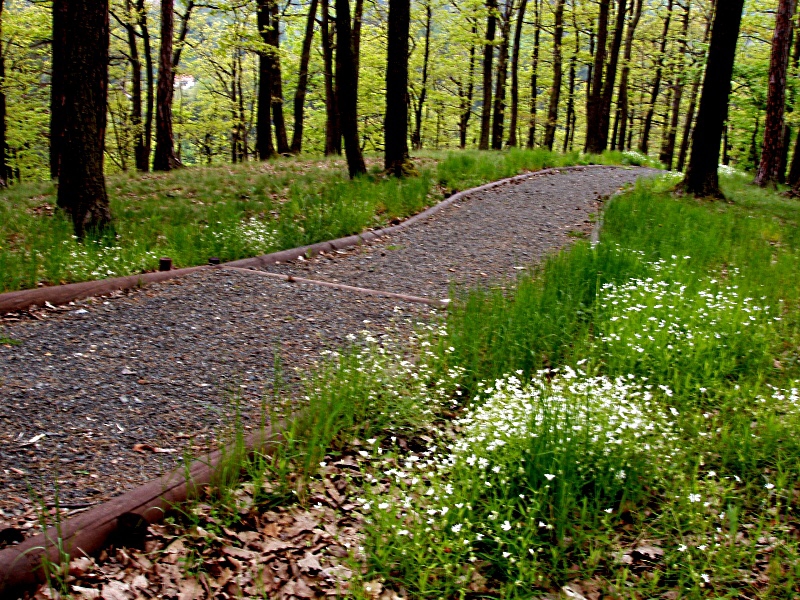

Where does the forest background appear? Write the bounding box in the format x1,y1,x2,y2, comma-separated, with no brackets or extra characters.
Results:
0,0,786,184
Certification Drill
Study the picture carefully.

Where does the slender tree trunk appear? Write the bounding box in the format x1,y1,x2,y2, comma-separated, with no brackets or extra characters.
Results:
491,0,513,149
53,0,112,237
594,0,626,152
290,0,318,153
412,3,432,150
138,0,154,170
638,0,673,155
787,13,800,185
335,0,366,177
722,121,730,165
123,0,147,172
256,0,275,159
506,0,527,147
459,23,477,149
748,114,761,168
172,0,194,77
353,0,363,87
543,0,564,150
755,0,797,187
676,6,711,171
563,8,579,153
0,0,7,187
682,0,745,198
584,29,595,150
266,0,290,154
659,0,691,169
385,0,410,174
153,0,181,170
50,0,68,179
321,0,341,155
479,0,497,150
231,54,239,163
527,0,540,148
584,0,609,153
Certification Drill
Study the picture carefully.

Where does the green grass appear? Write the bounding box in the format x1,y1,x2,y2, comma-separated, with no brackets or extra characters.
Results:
0,149,658,293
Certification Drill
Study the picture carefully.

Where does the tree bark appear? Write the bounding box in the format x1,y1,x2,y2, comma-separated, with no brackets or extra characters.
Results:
506,0,527,147
676,5,711,172
659,0,691,169
563,6,579,153
122,0,148,172
321,0,341,155
352,0,363,87
50,0,68,179
412,3,432,150
53,0,112,237
335,0,366,177
491,0,513,149
594,0,627,152
682,0,745,198
754,0,797,187
479,0,497,150
290,0,318,153
138,0,154,171
638,0,673,155
385,0,410,174
526,0,540,148
543,0,564,150
0,0,7,187
268,0,290,154
256,0,276,159
584,0,609,153
152,0,181,171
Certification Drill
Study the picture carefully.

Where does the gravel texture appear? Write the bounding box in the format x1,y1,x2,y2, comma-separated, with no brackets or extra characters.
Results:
265,166,660,298
0,165,659,538
0,270,428,531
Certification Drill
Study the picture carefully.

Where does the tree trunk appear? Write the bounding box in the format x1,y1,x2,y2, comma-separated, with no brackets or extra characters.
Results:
584,0,609,153
122,0,147,172
152,0,181,171
659,0,691,169
352,0,363,87
682,0,745,198
542,0,564,150
138,0,154,171
526,0,540,148
266,0,290,154
459,22,477,149
335,0,366,177
748,114,761,168
594,0,626,152
506,0,527,147
50,0,68,179
321,0,341,155
491,0,513,149
53,0,112,237
385,0,410,174
755,0,797,187
256,0,276,160
676,6,711,171
563,7,579,153
290,0,318,153
412,3,432,150
0,0,7,187
638,0,673,155
479,0,497,150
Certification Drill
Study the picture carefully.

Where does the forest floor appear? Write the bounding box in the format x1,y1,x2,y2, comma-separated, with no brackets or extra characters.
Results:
0,149,655,294
6,165,800,600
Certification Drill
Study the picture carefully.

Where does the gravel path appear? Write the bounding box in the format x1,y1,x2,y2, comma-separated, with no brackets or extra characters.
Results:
264,167,660,298
0,165,659,537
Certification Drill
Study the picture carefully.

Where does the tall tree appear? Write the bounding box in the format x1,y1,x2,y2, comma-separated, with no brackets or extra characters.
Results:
269,0,290,154
117,0,148,171
139,0,154,172
754,0,797,187
256,0,276,159
638,0,673,155
335,0,366,177
53,0,112,237
491,0,513,149
682,0,745,197
152,0,181,171
614,0,643,152
50,0,67,179
478,0,497,150
595,0,627,152
458,22,478,149
659,0,691,169
385,0,410,174
290,0,319,153
526,0,540,148
321,0,341,155
0,0,6,187
411,2,432,150
506,0,527,147
584,0,610,153
542,0,564,150
563,5,580,152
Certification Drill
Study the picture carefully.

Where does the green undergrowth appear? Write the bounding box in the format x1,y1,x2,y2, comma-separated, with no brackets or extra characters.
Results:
150,171,800,599
0,149,657,293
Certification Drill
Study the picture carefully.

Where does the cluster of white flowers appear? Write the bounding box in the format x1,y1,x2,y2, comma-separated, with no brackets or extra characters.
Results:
58,238,160,279
621,150,651,166
208,217,279,255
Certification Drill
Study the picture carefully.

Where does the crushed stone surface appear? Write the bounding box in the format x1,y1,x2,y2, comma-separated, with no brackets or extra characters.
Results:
0,165,659,537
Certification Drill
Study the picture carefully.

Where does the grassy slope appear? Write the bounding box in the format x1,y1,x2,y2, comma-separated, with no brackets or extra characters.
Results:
0,149,652,294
